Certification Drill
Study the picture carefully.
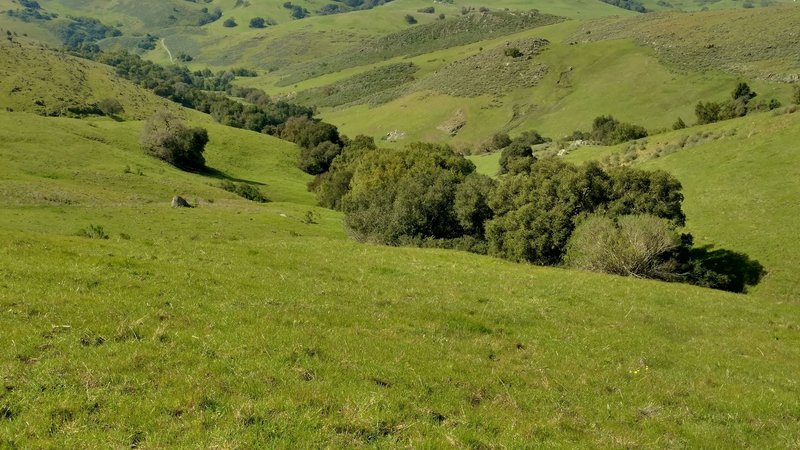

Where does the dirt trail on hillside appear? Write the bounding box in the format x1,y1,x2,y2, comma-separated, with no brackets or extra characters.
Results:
160,39,173,63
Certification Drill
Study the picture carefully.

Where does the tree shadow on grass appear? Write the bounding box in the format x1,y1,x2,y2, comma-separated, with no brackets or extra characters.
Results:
202,167,266,186
685,246,766,294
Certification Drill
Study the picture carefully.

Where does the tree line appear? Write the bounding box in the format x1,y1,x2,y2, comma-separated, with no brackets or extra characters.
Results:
303,136,763,293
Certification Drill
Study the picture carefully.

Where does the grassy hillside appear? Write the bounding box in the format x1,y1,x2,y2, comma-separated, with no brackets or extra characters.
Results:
2,108,800,447
0,39,177,119
558,109,800,302
227,6,796,148
318,35,789,146
573,5,800,81
1,6,799,447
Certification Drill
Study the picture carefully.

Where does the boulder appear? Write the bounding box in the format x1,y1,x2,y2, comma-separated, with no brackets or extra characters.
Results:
171,196,191,208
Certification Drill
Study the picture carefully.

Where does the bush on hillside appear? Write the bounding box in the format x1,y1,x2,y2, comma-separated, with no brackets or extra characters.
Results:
309,135,378,210
298,141,342,175
498,142,534,175
486,159,685,265
223,18,237,27
140,111,208,172
590,115,648,145
793,85,800,105
565,214,680,279
97,98,124,116
218,180,269,203
342,143,475,244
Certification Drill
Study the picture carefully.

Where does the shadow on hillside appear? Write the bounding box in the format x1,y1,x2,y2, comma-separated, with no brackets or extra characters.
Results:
687,246,766,294
203,167,266,186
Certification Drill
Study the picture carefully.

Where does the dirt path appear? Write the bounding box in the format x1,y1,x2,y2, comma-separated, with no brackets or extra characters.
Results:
160,38,173,63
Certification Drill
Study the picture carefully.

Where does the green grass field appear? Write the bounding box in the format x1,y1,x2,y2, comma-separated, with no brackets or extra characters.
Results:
1,2,800,447
2,108,799,447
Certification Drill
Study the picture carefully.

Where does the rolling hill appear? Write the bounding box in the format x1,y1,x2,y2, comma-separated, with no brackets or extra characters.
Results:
1,1,799,447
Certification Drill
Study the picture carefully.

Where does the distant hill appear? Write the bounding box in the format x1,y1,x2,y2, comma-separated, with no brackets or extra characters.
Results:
0,38,178,119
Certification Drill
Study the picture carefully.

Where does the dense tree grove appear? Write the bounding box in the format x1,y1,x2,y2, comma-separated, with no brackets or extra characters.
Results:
306,137,757,291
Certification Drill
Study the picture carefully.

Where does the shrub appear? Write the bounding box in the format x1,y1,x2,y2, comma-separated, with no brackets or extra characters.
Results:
76,224,109,240
793,85,800,105
97,98,123,116
218,180,269,203
249,17,266,28
498,142,534,175
565,215,680,279
342,143,474,244
672,117,686,130
454,174,495,238
417,6,435,13
310,135,378,209
279,116,341,150
589,115,647,145
298,141,342,175
486,160,685,265
140,111,208,172
504,47,523,58
695,101,721,125
223,18,237,27
404,14,417,24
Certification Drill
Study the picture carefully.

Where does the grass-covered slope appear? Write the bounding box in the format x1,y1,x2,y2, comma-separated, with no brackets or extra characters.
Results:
573,5,800,81
1,106,800,447
0,39,177,119
230,6,796,148
560,110,800,302
0,8,799,447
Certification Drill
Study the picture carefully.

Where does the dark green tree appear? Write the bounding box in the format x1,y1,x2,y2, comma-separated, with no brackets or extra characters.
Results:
139,111,208,172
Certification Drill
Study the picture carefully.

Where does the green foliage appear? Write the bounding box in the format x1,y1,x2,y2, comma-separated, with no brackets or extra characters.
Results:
731,82,757,102
454,174,495,238
278,116,341,150
599,0,649,12
486,160,613,265
343,143,475,244
218,180,269,203
223,18,237,28
498,142,534,175
283,2,310,19
695,83,761,125
588,115,648,145
793,84,800,105
695,100,722,125
486,159,685,265
249,17,267,28
298,141,342,175
139,111,208,172
75,224,109,239
604,166,686,226
404,14,418,25
54,16,121,50
310,135,378,209
96,98,124,116
89,50,316,134
672,117,687,130
565,214,680,279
